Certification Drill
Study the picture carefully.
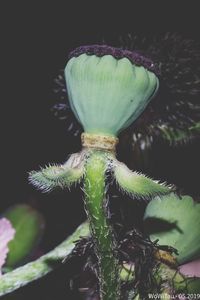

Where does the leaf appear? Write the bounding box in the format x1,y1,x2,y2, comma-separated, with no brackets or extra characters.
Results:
144,194,200,264
185,277,200,293
3,204,45,268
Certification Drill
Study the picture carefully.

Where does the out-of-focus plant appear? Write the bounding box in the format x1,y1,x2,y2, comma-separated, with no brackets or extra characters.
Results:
144,194,200,264
3,204,45,269
120,33,200,146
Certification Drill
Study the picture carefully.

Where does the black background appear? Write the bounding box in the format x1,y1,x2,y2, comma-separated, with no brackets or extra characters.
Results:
1,2,200,299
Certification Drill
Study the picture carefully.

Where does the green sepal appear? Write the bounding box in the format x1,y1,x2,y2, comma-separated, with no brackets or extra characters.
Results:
144,194,200,264
113,160,171,200
3,204,45,268
29,152,85,192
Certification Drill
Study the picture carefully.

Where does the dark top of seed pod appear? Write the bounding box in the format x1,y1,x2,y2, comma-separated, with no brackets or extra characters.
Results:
69,45,160,76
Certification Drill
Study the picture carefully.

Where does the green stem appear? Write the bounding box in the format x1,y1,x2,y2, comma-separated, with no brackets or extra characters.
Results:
84,151,120,300
0,222,89,296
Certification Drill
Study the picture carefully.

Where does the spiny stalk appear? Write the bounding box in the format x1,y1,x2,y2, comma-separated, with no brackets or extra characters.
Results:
84,151,120,300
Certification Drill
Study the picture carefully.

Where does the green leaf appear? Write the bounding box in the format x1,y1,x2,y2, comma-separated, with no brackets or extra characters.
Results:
113,160,171,200
144,194,200,264
185,277,200,293
3,204,45,268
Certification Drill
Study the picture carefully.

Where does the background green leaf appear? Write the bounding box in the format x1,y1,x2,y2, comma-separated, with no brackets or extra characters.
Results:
144,194,200,264
3,204,45,268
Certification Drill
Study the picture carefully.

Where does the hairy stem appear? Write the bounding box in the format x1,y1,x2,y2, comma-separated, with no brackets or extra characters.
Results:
84,151,120,300
0,222,89,296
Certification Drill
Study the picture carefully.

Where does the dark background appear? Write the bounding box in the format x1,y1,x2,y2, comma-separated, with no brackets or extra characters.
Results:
1,2,200,299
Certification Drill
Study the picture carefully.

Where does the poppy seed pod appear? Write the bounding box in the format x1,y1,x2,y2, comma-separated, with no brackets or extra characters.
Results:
64,45,159,137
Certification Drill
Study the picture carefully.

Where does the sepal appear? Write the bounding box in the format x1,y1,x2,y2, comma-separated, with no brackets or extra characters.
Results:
29,152,85,192
112,159,172,200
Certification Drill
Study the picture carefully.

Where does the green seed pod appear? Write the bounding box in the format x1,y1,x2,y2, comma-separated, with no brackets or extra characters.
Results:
143,194,200,264
64,45,159,137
